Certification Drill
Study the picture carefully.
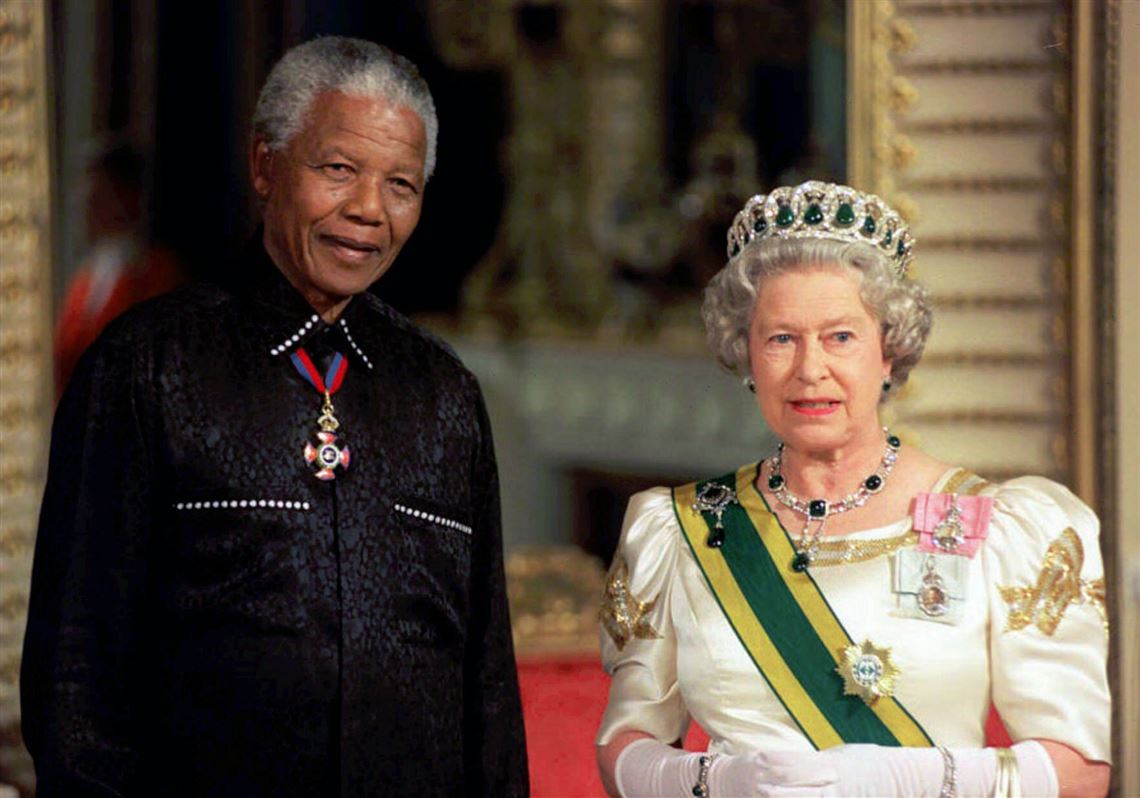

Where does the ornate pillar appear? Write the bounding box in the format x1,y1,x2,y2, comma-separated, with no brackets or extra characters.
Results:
848,0,1082,486
0,0,54,790
849,0,1127,780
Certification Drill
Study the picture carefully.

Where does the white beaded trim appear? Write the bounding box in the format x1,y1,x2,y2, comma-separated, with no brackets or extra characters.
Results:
173,498,311,511
269,314,320,357
393,503,472,535
339,319,373,370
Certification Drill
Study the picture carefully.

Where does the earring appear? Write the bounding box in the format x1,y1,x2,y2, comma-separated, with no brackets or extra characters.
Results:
882,378,892,393
743,377,757,394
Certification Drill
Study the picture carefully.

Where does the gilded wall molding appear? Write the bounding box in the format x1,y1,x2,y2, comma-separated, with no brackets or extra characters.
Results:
0,526,31,559
900,1,1053,15
432,0,853,341
0,0,52,789
848,0,903,193
798,0,1073,488
429,0,666,335
931,293,1048,310
905,410,1059,425
920,235,1046,251
1102,0,1136,787
902,57,1052,75
978,466,1063,483
900,117,1051,134
921,352,1050,367
905,176,1050,192
1067,0,1100,506
850,0,1078,487
507,545,605,657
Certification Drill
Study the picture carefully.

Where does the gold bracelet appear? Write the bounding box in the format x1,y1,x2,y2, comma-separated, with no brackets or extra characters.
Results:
992,747,1022,798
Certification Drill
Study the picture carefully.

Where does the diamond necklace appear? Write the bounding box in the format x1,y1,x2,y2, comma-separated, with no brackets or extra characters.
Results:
765,428,901,572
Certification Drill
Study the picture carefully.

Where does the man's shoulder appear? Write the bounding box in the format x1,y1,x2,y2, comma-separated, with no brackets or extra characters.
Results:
96,281,234,345
60,282,238,401
358,293,472,380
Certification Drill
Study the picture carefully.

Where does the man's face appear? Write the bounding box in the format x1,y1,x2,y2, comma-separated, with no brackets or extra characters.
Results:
252,91,427,317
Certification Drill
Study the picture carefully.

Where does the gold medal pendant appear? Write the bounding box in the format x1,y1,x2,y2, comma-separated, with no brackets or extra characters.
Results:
916,555,951,617
291,348,352,480
836,639,901,706
893,549,968,625
303,391,350,480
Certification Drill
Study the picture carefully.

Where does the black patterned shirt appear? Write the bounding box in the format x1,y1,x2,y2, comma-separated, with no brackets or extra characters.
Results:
22,241,528,797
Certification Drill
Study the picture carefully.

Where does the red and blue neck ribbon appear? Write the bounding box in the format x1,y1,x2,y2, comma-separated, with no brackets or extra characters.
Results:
290,349,348,397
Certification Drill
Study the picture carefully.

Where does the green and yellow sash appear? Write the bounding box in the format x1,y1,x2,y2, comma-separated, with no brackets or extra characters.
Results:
673,463,932,749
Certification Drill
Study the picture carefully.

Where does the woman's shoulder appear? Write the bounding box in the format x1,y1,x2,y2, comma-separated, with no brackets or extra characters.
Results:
908,453,1100,559
599,488,682,656
916,453,1091,520
966,474,1098,528
982,473,1094,516
611,469,734,600
914,470,1104,586
979,474,1100,553
618,466,747,549
623,486,676,525
614,487,682,589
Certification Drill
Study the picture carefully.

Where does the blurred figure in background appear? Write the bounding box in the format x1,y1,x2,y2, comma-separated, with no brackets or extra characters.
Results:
53,141,183,397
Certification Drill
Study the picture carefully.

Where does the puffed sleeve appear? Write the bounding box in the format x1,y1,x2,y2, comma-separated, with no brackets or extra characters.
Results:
982,476,1111,763
595,488,689,746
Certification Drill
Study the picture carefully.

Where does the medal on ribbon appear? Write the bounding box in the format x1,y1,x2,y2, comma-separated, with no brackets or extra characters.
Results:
290,348,351,480
913,490,993,558
892,549,968,625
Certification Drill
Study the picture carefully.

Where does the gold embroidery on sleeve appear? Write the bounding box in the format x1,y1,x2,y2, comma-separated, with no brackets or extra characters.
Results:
1081,577,1109,631
600,557,661,650
999,527,1108,635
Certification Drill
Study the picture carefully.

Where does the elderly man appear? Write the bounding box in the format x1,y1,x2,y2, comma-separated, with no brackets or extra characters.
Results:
22,37,528,797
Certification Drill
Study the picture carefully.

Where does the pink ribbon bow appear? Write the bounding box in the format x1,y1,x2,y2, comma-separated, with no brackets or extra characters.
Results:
913,492,994,558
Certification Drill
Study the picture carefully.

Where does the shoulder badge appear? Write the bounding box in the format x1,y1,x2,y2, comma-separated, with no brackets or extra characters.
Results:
600,557,662,650
999,527,1108,635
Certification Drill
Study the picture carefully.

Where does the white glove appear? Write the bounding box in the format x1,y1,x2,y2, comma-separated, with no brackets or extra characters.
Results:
615,737,787,798
753,740,1058,798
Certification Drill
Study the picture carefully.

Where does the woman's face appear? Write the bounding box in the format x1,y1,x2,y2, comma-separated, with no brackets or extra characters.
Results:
748,264,892,455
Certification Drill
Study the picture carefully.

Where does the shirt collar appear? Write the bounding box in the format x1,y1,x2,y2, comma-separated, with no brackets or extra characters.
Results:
232,234,375,370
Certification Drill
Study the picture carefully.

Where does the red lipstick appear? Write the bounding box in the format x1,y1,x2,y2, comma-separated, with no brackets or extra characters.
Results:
790,400,840,416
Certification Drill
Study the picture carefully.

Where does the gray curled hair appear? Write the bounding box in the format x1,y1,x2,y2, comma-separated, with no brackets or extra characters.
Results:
252,36,438,178
701,237,933,399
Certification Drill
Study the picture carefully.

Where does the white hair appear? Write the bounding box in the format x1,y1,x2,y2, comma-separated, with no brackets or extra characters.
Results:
701,237,933,400
252,36,438,178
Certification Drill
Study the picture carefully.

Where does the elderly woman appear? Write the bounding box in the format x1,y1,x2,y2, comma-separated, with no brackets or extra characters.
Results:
596,182,1111,798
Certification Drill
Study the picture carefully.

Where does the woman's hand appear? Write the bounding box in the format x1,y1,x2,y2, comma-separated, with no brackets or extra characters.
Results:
600,736,1104,797
751,740,1100,798
598,734,787,798
747,745,920,797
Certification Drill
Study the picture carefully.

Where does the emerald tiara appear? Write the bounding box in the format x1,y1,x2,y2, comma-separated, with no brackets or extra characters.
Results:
727,180,915,278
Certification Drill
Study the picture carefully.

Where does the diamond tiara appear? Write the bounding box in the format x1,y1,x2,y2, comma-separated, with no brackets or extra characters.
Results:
726,180,915,278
